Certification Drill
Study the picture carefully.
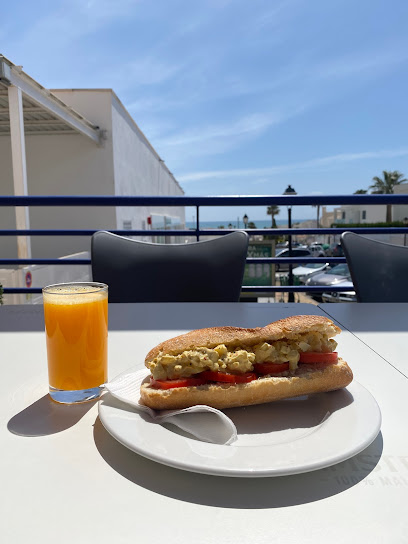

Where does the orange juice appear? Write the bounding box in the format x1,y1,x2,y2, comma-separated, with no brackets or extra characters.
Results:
43,283,108,403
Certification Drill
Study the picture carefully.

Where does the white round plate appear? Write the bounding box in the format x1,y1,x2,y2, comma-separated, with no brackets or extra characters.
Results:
98,380,381,478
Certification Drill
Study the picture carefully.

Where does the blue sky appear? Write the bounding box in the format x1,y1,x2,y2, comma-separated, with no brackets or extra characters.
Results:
2,0,408,221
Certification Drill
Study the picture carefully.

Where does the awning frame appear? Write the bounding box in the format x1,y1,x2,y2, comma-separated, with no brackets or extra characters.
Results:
0,57,101,143
0,56,103,259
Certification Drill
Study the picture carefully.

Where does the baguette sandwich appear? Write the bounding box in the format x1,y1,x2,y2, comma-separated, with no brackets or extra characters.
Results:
140,315,353,410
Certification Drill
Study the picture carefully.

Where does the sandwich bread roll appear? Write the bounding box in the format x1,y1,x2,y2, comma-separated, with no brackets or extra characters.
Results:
140,315,353,410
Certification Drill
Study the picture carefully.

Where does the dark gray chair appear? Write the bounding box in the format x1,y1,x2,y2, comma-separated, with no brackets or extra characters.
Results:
91,230,249,302
341,231,408,302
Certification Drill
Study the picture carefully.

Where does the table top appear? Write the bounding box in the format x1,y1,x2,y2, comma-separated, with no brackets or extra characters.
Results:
320,303,408,379
1,303,407,544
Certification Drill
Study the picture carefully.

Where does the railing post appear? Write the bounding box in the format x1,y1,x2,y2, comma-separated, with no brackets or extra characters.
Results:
288,206,294,303
196,205,200,241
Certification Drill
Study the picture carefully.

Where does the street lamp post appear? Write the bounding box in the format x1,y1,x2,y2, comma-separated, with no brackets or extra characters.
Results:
283,185,297,303
243,214,248,229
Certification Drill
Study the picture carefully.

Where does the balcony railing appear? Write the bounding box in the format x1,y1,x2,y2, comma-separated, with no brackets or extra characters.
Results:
1,193,408,297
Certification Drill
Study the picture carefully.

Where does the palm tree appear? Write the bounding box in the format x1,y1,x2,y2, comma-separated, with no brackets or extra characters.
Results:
354,189,367,194
370,170,407,222
267,205,280,228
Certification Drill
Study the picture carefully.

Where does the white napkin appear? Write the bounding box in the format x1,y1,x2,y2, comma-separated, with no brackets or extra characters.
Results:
102,369,237,445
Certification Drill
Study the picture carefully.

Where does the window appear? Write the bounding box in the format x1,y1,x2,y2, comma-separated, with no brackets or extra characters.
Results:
341,211,346,220
362,210,366,220
327,264,349,276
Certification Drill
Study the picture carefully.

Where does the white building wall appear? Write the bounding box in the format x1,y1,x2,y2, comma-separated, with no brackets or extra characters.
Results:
0,89,185,262
361,205,384,223
334,204,386,224
331,184,408,245
333,185,408,226
27,133,116,258
110,93,184,239
390,183,408,222
0,90,116,259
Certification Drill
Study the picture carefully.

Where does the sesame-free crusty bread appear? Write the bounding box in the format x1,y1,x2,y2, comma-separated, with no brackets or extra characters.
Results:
140,358,353,410
145,315,341,362
140,315,351,410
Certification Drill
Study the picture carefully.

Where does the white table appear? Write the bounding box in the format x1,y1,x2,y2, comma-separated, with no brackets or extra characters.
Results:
1,303,407,544
320,303,408,379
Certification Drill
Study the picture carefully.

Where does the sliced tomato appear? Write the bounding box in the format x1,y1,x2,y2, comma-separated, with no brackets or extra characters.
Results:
253,362,289,375
200,371,257,384
150,376,207,389
298,351,338,365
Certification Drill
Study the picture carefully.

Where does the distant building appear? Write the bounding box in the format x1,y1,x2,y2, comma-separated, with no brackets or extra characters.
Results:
330,184,408,245
332,203,384,225
332,184,408,226
320,206,335,228
0,55,185,261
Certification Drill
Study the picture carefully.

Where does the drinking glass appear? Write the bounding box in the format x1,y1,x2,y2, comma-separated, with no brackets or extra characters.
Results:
43,282,108,404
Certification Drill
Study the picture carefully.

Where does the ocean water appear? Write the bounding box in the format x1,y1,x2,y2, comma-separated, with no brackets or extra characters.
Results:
185,219,309,229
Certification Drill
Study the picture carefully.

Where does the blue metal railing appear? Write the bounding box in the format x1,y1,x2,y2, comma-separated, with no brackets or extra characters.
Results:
2,193,408,296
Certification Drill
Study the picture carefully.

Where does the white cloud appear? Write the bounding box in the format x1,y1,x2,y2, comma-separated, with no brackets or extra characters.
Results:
112,58,186,91
312,43,408,82
151,103,308,162
124,32,408,121
3,0,141,68
251,0,305,32
4,0,408,179
178,147,408,183
157,113,277,148
125,37,408,165
41,0,138,40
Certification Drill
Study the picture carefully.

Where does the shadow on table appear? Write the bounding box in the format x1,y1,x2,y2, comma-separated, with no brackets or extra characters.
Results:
93,418,383,509
224,389,353,435
7,395,96,437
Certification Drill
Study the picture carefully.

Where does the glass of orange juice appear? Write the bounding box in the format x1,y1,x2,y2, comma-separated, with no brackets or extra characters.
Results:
43,282,108,404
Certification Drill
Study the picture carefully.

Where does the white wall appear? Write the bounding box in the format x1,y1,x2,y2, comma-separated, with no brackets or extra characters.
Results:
111,93,185,240
21,251,92,305
361,205,385,223
333,184,408,225
0,89,186,265
0,90,116,259
334,204,388,224
390,183,408,222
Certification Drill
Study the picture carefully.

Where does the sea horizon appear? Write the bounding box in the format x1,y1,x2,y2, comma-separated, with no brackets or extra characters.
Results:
185,218,311,229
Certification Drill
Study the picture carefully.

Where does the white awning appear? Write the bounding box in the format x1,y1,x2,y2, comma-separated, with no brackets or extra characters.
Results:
0,56,101,143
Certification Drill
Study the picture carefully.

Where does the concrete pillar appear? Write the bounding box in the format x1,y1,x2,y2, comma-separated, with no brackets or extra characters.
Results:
8,84,31,259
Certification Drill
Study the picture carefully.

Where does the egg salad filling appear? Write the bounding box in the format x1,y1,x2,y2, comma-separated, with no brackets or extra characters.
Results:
147,332,338,380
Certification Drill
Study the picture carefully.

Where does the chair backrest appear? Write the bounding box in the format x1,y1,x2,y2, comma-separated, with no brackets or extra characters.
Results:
341,231,408,302
91,230,249,302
